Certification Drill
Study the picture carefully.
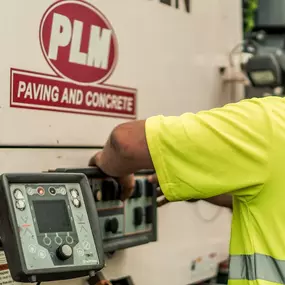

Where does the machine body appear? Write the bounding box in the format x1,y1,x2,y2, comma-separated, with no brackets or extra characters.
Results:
0,173,104,282
50,168,157,253
244,27,285,88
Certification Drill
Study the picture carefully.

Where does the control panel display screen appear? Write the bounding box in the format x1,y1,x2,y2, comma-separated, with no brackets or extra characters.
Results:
33,200,72,233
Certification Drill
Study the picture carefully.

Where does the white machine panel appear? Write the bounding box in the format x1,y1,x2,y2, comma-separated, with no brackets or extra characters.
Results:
0,0,242,146
0,0,241,284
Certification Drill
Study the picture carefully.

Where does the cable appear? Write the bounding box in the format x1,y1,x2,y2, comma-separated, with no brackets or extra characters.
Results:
229,41,246,67
228,39,260,67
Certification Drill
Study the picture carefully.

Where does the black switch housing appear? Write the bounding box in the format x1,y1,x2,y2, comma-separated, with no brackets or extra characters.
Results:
133,207,143,226
105,218,119,234
130,181,142,199
145,205,153,224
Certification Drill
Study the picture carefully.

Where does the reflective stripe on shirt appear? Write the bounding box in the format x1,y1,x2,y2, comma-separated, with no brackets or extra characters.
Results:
229,253,285,284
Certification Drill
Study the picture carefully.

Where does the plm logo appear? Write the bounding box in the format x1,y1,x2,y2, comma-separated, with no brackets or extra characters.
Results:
40,0,118,84
10,0,136,119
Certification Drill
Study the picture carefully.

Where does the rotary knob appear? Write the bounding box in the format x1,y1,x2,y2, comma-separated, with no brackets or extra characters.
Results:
56,244,73,261
104,218,119,234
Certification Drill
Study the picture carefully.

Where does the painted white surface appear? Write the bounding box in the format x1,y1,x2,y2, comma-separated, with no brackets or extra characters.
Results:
0,0,241,284
0,0,242,146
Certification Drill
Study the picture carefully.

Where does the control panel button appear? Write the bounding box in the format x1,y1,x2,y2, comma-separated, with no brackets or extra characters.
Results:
66,235,74,244
145,180,154,197
55,236,63,245
59,187,66,195
43,236,52,246
83,240,91,250
145,206,153,224
133,207,143,226
56,244,73,260
16,200,26,211
37,187,45,196
49,187,56,195
130,181,142,199
21,216,28,223
72,198,81,208
70,189,79,198
28,244,37,254
38,250,47,259
27,187,34,195
14,189,24,200
104,218,119,234
77,247,84,256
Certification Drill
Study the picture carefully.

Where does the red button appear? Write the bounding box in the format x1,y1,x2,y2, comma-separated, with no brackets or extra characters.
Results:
37,187,45,195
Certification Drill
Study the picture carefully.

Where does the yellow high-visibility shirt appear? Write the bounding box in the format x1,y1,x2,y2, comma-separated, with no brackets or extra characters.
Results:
145,96,285,285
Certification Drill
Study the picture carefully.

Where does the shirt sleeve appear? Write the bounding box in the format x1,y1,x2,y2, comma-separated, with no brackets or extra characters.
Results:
145,98,272,201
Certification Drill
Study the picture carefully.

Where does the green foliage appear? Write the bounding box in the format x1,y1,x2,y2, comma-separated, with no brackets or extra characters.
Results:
244,0,258,33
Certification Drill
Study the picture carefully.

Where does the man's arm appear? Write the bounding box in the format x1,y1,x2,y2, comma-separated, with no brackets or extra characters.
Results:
91,98,271,202
90,120,153,177
89,120,154,200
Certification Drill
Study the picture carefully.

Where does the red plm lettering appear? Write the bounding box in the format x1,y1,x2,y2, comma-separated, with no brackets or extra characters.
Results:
40,0,117,84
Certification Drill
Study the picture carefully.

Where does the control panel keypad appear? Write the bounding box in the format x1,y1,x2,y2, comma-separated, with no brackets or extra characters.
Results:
90,176,156,244
10,183,100,271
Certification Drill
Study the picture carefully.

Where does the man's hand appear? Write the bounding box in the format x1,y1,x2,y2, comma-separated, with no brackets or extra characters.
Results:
89,151,135,201
88,120,154,200
148,173,198,207
148,173,170,207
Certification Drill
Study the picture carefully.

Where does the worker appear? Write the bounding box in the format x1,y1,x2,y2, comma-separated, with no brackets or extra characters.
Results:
89,96,284,285
149,173,233,209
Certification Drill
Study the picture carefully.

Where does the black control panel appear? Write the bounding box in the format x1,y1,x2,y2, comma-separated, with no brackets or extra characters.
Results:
0,173,104,282
50,168,157,253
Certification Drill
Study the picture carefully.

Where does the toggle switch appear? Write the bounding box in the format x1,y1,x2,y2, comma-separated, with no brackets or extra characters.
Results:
133,207,143,226
130,181,142,199
105,218,119,234
145,205,153,224
101,180,119,201
145,180,154,197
